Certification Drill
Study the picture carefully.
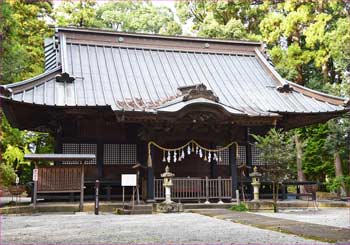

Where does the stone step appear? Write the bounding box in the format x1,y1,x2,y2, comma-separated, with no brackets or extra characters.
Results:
124,204,152,211
116,208,153,215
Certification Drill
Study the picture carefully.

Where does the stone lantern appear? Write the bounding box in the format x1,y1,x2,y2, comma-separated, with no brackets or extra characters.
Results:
156,165,183,213
249,166,262,201
161,165,175,204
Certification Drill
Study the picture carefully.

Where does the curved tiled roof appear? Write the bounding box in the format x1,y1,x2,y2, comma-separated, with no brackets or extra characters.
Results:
1,27,348,117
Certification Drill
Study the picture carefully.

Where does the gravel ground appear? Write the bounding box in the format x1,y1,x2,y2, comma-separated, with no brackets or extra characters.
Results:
1,213,327,245
256,208,350,229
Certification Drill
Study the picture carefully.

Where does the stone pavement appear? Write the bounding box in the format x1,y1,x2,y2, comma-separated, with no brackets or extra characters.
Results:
190,209,350,244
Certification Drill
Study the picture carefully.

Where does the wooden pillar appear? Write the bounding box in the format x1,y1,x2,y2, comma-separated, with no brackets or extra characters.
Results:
229,144,238,199
246,127,253,167
137,141,147,201
147,144,155,202
97,143,103,179
54,129,63,165
79,161,85,211
246,127,253,198
33,162,38,208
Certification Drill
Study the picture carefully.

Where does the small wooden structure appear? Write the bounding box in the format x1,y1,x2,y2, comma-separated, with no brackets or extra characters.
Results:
24,154,95,211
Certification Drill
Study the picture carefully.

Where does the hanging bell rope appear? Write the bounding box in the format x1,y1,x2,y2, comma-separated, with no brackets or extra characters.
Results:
147,139,238,166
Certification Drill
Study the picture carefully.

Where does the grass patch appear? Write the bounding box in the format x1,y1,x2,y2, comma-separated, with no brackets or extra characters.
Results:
230,203,248,212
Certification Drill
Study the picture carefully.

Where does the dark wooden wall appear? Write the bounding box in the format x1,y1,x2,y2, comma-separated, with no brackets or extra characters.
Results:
57,118,272,181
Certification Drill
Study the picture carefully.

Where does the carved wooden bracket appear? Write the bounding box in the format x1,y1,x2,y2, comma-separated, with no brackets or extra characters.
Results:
179,84,219,102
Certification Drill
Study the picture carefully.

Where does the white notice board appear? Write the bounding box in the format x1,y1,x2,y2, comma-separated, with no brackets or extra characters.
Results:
121,174,137,186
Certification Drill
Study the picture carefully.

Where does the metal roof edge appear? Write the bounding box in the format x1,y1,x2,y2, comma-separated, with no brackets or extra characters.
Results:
254,48,348,107
56,26,262,46
272,109,347,115
286,80,349,106
3,66,62,89
254,48,286,87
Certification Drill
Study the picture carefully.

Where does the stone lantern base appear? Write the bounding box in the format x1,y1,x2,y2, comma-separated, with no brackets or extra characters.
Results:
154,202,184,213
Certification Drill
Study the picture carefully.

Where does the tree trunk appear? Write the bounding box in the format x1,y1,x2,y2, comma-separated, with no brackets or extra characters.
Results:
334,152,345,197
348,153,350,196
322,63,329,83
275,182,279,213
295,134,306,193
272,182,277,213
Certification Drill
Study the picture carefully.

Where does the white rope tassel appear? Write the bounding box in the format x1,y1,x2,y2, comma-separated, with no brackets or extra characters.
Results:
167,151,171,163
162,151,166,162
174,151,177,162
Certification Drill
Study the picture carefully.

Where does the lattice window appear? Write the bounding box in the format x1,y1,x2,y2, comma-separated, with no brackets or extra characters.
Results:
120,144,137,164
62,143,97,165
104,144,120,165
216,146,229,165
237,145,246,165
252,145,264,165
103,144,137,165
216,145,246,165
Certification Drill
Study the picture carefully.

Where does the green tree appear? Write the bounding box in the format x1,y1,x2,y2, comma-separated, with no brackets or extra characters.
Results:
55,0,102,28
260,1,349,85
1,117,53,184
324,117,350,197
96,1,181,34
252,129,295,212
327,17,350,81
298,124,333,182
1,0,53,84
176,0,267,39
55,1,182,35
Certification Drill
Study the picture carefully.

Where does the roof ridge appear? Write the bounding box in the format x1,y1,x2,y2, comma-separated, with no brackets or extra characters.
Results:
57,26,262,46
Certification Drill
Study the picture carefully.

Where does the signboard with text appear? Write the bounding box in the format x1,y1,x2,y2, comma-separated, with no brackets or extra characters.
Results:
121,174,137,186
33,169,38,181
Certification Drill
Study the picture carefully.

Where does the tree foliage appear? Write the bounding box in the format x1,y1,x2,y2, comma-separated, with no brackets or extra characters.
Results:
55,0,101,28
252,128,295,211
0,0,53,84
55,0,182,35
1,117,53,184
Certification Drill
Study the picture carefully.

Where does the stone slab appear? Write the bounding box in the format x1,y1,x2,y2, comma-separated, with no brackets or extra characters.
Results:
191,208,350,243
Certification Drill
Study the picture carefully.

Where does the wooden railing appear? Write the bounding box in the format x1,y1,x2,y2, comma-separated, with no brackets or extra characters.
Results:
154,177,232,201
